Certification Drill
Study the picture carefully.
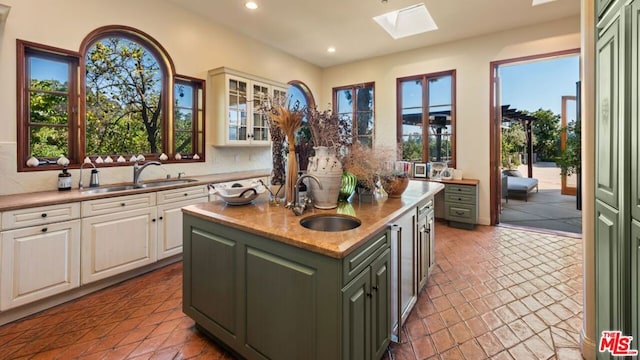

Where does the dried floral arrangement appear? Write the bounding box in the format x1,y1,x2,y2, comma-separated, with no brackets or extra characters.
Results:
304,106,351,153
342,141,396,190
262,96,304,204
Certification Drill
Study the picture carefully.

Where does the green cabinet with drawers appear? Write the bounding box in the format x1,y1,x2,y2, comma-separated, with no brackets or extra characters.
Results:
183,214,391,360
444,183,478,229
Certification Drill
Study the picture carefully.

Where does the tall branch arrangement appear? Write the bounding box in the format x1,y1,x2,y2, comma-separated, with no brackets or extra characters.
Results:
304,106,351,153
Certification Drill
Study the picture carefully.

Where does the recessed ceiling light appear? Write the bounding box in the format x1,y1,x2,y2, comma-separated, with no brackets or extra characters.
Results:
532,0,556,6
245,1,258,10
327,47,336,53
373,3,438,40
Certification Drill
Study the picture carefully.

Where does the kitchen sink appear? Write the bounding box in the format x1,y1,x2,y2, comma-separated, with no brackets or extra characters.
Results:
81,179,198,194
300,214,361,232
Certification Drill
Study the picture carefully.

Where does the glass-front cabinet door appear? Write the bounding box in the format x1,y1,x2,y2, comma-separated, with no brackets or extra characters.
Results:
209,67,288,146
252,82,270,143
228,77,248,142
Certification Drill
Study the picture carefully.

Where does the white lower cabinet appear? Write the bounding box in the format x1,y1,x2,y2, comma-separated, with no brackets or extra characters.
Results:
0,219,81,310
81,207,158,284
157,197,208,259
0,183,210,312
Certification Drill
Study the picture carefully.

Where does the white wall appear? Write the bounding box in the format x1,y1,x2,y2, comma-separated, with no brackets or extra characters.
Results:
0,0,322,195
320,16,581,225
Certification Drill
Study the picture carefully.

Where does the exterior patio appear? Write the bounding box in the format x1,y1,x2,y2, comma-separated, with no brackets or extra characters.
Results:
500,162,582,235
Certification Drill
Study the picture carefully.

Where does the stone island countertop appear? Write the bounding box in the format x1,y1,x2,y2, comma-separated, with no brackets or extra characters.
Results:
182,180,445,259
0,169,269,211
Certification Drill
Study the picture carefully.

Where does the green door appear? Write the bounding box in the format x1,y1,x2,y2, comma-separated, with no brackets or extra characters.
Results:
596,10,621,208
371,249,391,360
342,268,371,360
183,227,240,344
596,200,621,360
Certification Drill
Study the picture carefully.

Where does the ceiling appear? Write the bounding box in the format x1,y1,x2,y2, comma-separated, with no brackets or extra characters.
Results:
165,0,580,68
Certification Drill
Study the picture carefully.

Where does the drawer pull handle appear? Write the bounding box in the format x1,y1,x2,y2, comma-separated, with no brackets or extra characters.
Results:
41,227,48,233
184,193,188,197
457,189,462,191
41,213,47,218
372,286,379,291
458,198,462,201
366,293,372,298
455,211,465,216
121,203,126,207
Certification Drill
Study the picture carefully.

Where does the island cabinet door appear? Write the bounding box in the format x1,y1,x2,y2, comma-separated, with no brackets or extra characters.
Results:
342,267,372,360
244,247,319,360
182,225,241,346
371,249,391,360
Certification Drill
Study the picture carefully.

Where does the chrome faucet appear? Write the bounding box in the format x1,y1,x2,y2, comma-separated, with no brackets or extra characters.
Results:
78,162,96,189
133,161,162,187
291,174,322,216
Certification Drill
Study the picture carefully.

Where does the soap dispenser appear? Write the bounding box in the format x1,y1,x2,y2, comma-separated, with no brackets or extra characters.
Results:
89,169,100,187
58,166,72,191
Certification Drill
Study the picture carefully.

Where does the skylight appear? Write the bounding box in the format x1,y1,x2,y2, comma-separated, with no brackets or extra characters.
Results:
373,3,438,40
532,0,557,6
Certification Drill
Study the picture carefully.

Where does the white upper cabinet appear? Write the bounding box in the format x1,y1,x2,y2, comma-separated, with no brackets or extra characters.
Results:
209,67,288,146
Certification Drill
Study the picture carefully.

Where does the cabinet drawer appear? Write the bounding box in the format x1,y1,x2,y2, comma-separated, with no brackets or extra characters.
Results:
81,193,156,217
445,193,475,205
2,203,80,230
445,204,476,223
156,185,208,205
445,184,476,196
342,231,389,286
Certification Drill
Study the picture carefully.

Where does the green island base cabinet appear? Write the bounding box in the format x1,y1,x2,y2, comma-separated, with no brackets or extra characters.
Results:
182,214,391,360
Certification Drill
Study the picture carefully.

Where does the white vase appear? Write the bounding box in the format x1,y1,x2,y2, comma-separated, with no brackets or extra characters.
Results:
307,146,342,209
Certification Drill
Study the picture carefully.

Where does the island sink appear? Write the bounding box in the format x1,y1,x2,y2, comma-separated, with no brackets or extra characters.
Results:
299,214,361,232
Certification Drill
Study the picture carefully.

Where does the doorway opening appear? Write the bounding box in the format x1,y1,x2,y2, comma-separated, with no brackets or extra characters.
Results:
489,49,581,234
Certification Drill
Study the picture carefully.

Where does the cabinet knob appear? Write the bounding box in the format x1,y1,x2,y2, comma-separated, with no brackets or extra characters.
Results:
458,197,462,201
41,227,48,233
41,213,47,218
159,216,164,220
152,218,156,222
366,293,372,298
121,203,126,207
372,286,379,291
184,193,188,197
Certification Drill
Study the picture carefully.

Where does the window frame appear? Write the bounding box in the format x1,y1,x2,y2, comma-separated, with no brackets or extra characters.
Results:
288,80,316,109
332,82,375,145
16,26,206,172
396,70,456,168
17,41,80,171
173,75,206,158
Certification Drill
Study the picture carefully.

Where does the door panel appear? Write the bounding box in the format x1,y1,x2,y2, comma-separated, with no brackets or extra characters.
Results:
595,200,621,349
596,16,621,208
245,247,317,360
342,268,371,360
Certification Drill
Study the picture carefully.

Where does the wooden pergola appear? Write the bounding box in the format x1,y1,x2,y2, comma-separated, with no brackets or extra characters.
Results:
501,105,537,178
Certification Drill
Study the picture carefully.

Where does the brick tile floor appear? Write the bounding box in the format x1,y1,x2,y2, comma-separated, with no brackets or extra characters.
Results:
0,222,583,359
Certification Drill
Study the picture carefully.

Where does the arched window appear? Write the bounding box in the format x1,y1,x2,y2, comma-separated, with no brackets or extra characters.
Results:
288,80,316,110
17,26,204,171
